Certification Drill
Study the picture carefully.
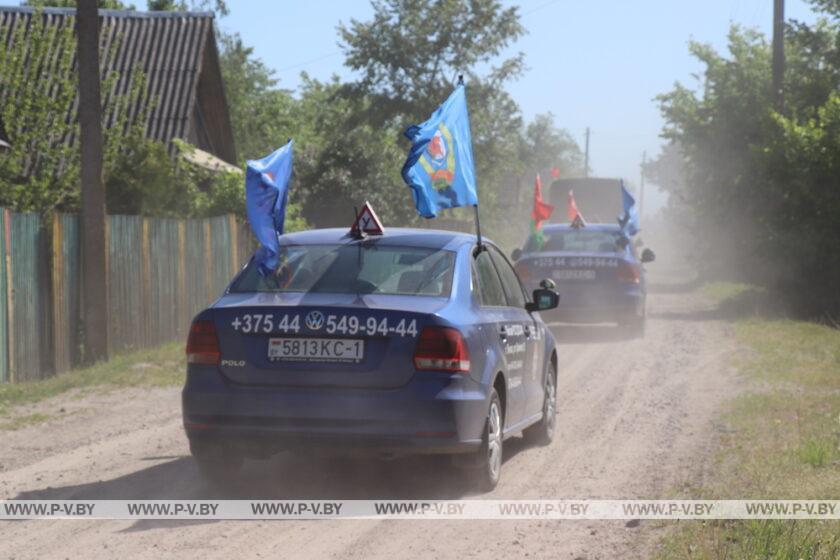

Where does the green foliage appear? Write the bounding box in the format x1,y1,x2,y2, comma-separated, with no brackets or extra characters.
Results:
0,15,79,212
290,75,412,228
4,0,582,248
655,316,840,560
106,134,194,217
0,342,184,421
218,33,299,162
656,17,840,315
0,10,250,222
336,0,530,227
338,0,525,122
25,0,136,9
146,0,228,16
0,11,151,214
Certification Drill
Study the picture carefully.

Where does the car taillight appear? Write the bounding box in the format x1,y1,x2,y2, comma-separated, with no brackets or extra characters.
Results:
186,320,220,365
617,262,641,283
413,327,471,372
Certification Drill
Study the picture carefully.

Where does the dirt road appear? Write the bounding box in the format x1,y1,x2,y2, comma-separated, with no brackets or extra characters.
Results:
0,271,740,559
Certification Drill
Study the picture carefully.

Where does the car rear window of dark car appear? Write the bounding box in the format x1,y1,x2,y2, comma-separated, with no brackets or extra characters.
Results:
525,230,622,253
230,244,456,297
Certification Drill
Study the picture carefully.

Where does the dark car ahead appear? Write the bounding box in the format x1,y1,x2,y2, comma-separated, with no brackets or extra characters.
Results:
512,223,655,335
183,227,560,490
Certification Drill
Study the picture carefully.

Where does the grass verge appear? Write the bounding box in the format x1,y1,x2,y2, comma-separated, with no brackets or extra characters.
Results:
656,288,840,559
0,342,184,426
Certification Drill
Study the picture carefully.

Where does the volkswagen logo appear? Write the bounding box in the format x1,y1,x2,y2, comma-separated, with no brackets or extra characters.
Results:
305,310,325,331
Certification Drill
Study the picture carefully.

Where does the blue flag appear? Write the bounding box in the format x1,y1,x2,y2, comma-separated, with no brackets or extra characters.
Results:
618,180,640,237
401,84,478,218
246,140,293,275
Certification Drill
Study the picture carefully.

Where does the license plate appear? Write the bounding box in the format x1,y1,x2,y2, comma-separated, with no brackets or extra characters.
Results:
268,338,364,363
552,269,596,280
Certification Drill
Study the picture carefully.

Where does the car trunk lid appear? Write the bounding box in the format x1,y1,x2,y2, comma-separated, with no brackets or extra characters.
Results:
210,293,446,389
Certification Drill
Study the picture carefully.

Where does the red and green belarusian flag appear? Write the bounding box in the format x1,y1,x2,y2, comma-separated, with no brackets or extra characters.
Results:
530,173,554,249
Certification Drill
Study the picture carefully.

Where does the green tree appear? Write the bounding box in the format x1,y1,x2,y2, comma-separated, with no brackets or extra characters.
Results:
0,15,80,212
520,113,584,179
656,15,840,314
147,0,228,16
292,75,410,228
218,34,298,162
0,11,149,214
336,0,551,246
338,0,524,121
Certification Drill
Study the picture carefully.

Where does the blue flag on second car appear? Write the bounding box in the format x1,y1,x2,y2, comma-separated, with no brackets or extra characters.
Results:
618,180,640,237
246,140,293,275
401,84,478,219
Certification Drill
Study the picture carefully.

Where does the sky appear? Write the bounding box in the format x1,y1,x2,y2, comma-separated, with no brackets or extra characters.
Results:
217,0,821,213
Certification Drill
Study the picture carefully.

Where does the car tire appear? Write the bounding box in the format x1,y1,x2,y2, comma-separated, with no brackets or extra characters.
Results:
524,362,557,446
473,389,504,492
191,441,243,484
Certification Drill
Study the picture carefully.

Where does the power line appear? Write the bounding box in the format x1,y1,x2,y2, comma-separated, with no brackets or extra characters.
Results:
276,50,342,73
274,0,564,74
522,0,564,17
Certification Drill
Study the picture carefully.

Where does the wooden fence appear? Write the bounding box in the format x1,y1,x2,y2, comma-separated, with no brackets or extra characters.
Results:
0,210,254,383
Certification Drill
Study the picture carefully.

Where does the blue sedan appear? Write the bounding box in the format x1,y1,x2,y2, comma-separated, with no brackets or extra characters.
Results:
512,223,655,336
183,228,560,490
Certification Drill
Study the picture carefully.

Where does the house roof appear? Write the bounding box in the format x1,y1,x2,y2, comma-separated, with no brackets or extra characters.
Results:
0,6,236,163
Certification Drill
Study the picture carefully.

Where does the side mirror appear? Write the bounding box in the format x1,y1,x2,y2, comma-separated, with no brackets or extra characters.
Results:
641,248,656,263
511,248,522,262
526,288,559,312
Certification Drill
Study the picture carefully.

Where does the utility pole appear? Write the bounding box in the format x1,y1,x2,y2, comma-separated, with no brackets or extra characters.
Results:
77,0,109,364
639,151,646,222
772,0,785,111
583,127,590,178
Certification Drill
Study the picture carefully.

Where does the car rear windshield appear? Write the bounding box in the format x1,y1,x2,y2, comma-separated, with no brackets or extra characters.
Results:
230,244,456,297
525,230,622,253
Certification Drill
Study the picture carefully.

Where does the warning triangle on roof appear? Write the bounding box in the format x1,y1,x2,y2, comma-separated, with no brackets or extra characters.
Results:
350,201,385,236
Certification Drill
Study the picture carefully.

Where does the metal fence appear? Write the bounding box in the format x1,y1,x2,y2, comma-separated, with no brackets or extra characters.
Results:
0,210,253,383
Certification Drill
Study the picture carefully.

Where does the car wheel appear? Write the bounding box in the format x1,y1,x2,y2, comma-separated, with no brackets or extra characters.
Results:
524,362,557,446
473,389,504,492
191,441,243,484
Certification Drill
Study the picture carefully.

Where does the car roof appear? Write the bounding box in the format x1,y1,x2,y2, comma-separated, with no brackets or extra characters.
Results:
540,223,621,233
277,227,483,251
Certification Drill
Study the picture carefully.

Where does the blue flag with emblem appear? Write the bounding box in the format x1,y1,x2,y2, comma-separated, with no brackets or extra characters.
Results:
618,180,640,237
401,84,478,218
246,140,293,275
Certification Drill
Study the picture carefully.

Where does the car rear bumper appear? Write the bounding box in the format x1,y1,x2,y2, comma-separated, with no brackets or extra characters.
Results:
540,286,644,324
182,366,486,457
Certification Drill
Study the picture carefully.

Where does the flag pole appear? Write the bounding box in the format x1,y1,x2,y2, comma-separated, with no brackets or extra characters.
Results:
474,205,483,252
458,74,484,253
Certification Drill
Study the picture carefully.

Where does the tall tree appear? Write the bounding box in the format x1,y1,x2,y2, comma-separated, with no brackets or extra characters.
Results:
218,34,297,162
657,16,840,314
338,0,525,122
337,0,531,236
